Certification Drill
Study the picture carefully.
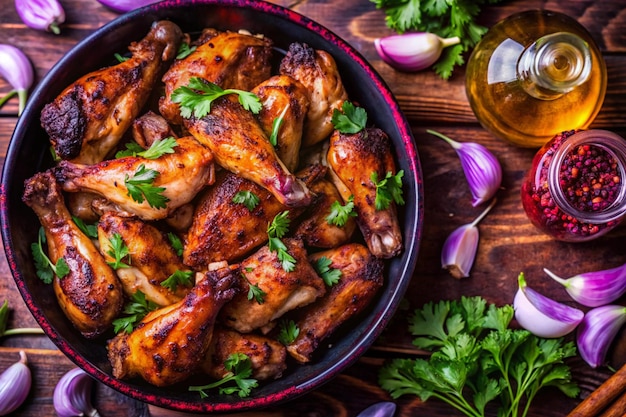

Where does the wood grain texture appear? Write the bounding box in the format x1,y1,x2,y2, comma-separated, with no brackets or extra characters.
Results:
1,0,625,415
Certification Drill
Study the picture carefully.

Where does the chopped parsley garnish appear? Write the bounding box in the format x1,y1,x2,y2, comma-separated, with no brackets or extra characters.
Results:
325,195,357,227
171,77,262,119
269,105,289,146
267,211,296,272
114,52,129,63
371,170,405,210
106,233,131,269
176,42,197,60
124,164,170,209
72,216,98,239
331,101,367,134
241,269,266,304
277,319,300,345
115,137,178,159
189,353,258,398
161,270,194,292
112,290,159,334
232,190,260,211
167,232,184,257
313,256,342,287
31,227,69,283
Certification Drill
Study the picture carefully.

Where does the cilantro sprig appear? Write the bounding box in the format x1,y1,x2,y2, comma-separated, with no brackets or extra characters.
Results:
112,290,159,334
171,77,262,119
232,190,260,211
379,296,579,417
371,170,405,210
124,164,170,209
325,195,357,227
115,137,178,159
277,319,300,345
313,257,342,287
370,0,506,79
161,270,194,292
106,233,131,269
331,101,367,134
31,227,69,283
267,211,296,272
189,353,258,398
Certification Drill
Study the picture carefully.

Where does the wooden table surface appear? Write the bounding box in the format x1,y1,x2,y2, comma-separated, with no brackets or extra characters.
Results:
1,0,625,416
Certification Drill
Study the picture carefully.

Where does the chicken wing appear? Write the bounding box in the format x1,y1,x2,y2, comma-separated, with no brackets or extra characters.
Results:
97,212,190,307
285,243,383,363
219,239,325,334
159,29,273,125
107,266,238,387
40,20,183,164
53,136,215,221
185,94,312,208
183,164,326,269
279,42,348,147
327,128,403,258
201,327,287,381
252,75,310,172
22,171,123,338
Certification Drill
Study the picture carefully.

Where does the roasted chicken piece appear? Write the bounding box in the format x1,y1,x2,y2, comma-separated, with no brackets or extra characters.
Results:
201,327,287,381
327,127,403,258
183,164,326,269
53,136,215,221
286,243,383,363
159,29,273,125
107,266,238,387
220,239,326,334
97,212,191,307
22,171,123,338
40,21,183,164
252,75,310,172
279,42,348,147
185,94,312,208
293,177,357,248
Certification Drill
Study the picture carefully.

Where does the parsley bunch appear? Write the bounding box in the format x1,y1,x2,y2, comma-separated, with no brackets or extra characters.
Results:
379,296,579,417
370,0,505,79
189,353,258,398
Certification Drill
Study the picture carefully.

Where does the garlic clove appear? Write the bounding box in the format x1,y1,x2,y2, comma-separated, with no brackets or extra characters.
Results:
513,273,584,338
374,32,460,72
428,130,502,207
0,350,32,416
576,305,626,368
441,198,496,278
14,0,65,34
54,368,101,417
544,263,626,307
0,44,34,115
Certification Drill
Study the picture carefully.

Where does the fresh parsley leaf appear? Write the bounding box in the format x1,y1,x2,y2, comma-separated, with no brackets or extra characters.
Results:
325,195,357,227
31,227,69,283
189,353,258,398
371,170,405,210
171,77,262,119
72,216,98,239
124,164,170,209
176,42,197,60
232,190,260,211
116,137,178,160
313,257,342,286
241,271,266,304
167,232,184,257
112,290,159,334
269,105,289,147
114,52,129,63
277,319,300,345
331,101,367,134
161,270,194,292
267,211,290,239
115,141,145,158
266,211,296,272
106,233,131,269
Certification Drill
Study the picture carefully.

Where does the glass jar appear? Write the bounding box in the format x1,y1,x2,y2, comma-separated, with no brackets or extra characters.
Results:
521,130,626,242
465,10,607,148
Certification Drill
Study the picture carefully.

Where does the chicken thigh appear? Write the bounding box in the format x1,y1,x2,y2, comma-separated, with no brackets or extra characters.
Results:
327,127,403,258
286,243,383,363
41,20,183,164
53,136,215,221
107,266,238,387
22,171,123,338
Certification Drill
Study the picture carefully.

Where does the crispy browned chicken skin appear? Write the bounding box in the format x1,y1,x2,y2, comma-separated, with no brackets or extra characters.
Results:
41,21,183,164
201,327,287,381
107,266,238,387
286,243,383,363
279,42,348,147
22,171,123,338
159,29,273,126
327,127,403,258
